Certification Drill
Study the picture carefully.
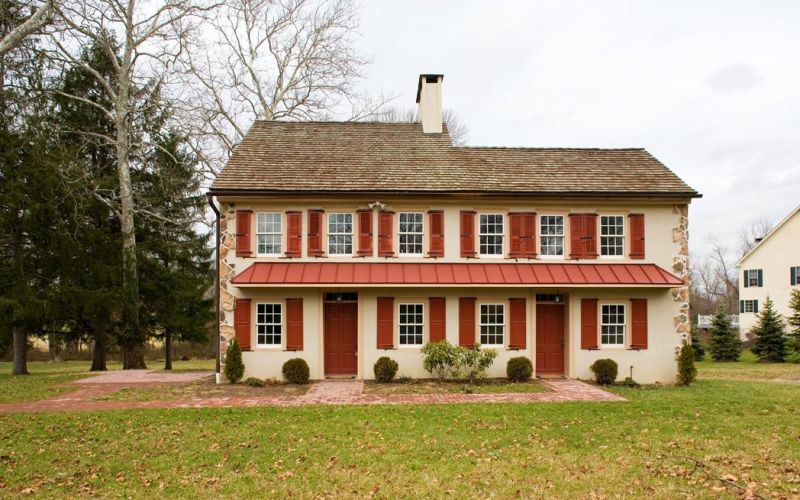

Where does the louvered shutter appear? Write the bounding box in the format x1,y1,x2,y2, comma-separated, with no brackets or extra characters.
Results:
429,297,446,342
378,211,394,257
233,298,252,351
357,209,373,256
757,269,763,287
428,210,445,257
629,213,645,259
580,298,598,349
460,211,476,258
285,211,302,257
584,214,598,258
377,297,394,349
754,300,759,313
792,268,798,286
569,214,598,259
740,300,745,313
523,212,537,258
509,298,526,349
458,297,476,347
235,210,253,257
509,213,523,258
285,298,303,350
630,299,648,349
307,209,324,257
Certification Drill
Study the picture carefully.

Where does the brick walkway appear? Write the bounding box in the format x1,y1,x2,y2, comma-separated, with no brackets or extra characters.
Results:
0,376,623,414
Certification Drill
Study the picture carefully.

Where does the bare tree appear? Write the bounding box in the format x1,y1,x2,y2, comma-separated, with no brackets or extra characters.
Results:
377,107,469,146
0,0,56,57
738,216,772,258
690,239,739,316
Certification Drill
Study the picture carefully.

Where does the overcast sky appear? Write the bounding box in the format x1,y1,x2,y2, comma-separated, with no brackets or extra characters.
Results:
355,0,800,259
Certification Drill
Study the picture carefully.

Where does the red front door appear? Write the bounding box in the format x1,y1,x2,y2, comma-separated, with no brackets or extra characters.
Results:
536,303,565,375
324,302,358,376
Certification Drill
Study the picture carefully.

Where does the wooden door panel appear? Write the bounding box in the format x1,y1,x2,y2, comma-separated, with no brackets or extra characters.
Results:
324,302,358,375
536,304,565,374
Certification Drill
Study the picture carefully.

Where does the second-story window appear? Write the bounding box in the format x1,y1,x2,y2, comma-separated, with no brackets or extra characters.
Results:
256,212,282,255
744,269,762,287
600,215,624,256
328,213,353,255
539,215,564,256
479,213,504,256
399,212,424,255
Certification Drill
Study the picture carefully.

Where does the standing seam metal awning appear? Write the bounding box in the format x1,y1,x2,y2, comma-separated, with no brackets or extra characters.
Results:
230,262,683,286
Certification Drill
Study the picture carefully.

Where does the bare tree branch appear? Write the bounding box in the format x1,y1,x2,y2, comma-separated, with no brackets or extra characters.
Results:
0,0,56,57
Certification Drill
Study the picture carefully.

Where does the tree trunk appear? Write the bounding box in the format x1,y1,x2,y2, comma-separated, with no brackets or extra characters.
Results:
12,327,28,375
164,331,172,370
121,339,146,370
48,331,64,362
90,323,108,371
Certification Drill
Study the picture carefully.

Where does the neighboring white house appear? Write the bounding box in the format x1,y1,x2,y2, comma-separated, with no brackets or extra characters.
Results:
737,206,800,335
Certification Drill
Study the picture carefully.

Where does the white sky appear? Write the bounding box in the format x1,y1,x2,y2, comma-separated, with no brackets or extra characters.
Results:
356,0,800,258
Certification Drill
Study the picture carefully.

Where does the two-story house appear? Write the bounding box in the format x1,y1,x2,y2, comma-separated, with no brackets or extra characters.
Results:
207,74,700,384
737,206,800,335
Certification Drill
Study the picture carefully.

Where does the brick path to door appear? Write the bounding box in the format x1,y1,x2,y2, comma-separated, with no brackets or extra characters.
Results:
0,373,624,414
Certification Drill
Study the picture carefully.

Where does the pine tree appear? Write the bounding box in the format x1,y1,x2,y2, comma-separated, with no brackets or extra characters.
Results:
677,341,697,385
787,289,800,356
709,304,742,361
751,297,788,362
690,322,705,361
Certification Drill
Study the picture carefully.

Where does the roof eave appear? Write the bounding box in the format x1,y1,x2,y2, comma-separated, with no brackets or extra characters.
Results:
208,188,702,199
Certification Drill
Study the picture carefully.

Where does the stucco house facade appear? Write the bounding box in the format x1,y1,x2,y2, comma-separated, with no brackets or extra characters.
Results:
207,74,700,384
737,206,800,335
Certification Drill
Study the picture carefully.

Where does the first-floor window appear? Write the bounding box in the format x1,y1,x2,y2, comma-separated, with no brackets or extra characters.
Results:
256,212,282,255
601,304,625,346
479,213,504,256
479,303,505,345
398,303,424,346
399,212,424,255
741,299,758,313
600,215,624,256
328,213,353,255
792,266,800,286
540,215,564,256
256,303,282,346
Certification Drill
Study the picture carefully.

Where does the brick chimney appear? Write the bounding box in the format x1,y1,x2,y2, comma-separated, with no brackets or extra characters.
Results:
416,74,443,134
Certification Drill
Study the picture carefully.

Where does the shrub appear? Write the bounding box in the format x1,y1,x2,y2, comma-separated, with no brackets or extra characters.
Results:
506,357,533,382
621,376,640,388
421,341,460,379
223,338,244,384
458,344,498,382
751,297,788,362
421,341,498,381
282,358,310,384
243,377,264,387
676,341,697,386
590,359,618,385
374,356,399,382
709,304,742,361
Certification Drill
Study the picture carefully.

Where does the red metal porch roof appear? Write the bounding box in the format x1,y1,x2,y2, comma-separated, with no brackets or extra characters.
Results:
230,262,683,287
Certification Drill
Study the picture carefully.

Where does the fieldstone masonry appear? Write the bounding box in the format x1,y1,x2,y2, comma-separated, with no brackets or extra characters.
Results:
671,204,691,349
218,202,238,360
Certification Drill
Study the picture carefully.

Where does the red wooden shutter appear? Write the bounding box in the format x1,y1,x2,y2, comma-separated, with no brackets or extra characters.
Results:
569,214,598,259
509,298,526,349
458,297,476,347
580,298,598,349
429,297,446,342
428,210,444,257
377,297,394,349
285,211,302,257
307,209,324,257
285,298,303,350
630,298,648,349
569,214,584,259
523,212,537,258
378,211,394,257
233,298,251,351
460,211,476,258
509,213,523,258
584,214,598,258
629,213,645,259
357,209,373,256
235,210,253,257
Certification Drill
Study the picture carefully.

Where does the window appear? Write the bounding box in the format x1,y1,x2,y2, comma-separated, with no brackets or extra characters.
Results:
741,300,758,313
479,214,504,256
479,303,505,346
398,303,424,346
600,216,625,256
792,266,800,286
601,304,625,346
327,213,353,255
398,212,424,255
256,212,282,255
539,215,564,256
744,269,762,288
256,303,282,346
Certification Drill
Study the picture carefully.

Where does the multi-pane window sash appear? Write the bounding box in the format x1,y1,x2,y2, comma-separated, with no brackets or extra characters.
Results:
744,269,761,287
328,213,353,255
600,216,624,256
479,304,505,345
540,215,564,256
741,300,758,313
398,303,424,346
792,266,800,286
399,212,424,255
601,304,625,345
256,212,282,255
479,214,504,256
256,303,282,346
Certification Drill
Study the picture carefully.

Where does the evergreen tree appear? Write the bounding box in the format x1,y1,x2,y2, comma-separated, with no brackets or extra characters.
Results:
690,322,705,361
709,304,742,361
787,289,800,356
751,297,788,362
677,341,697,385
224,339,244,384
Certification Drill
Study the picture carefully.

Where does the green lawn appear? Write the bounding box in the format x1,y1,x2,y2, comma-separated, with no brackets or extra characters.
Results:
364,378,548,395
697,350,800,382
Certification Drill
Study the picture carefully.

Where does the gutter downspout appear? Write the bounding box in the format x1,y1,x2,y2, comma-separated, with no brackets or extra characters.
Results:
207,193,222,384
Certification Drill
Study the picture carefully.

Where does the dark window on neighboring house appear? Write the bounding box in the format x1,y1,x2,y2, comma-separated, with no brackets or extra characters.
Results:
791,266,800,286
743,269,763,288
740,300,759,314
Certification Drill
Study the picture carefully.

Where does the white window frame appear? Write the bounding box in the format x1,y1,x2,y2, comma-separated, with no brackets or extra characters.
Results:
744,269,761,288
398,212,424,256
256,212,282,256
256,302,282,348
539,214,565,258
327,212,353,255
479,303,505,347
741,300,758,313
478,213,505,257
398,302,425,347
600,215,625,258
600,303,626,347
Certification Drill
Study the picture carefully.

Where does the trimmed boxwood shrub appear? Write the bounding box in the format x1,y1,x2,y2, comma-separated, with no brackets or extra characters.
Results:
282,358,310,384
590,358,618,385
506,357,533,382
373,356,399,382
243,377,264,387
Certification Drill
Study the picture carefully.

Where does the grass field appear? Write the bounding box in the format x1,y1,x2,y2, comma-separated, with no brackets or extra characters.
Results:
363,378,548,395
0,356,798,498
